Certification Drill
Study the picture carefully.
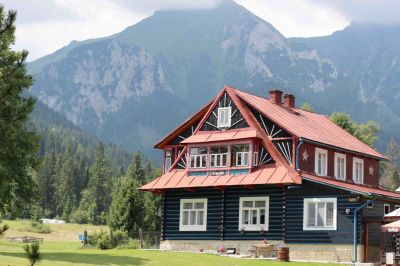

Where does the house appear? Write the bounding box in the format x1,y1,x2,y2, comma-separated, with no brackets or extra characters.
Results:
140,85,400,263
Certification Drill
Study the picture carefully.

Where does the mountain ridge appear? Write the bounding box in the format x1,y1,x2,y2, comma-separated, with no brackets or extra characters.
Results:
28,1,400,156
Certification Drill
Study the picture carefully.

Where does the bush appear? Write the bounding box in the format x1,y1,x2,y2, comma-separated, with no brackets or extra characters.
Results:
97,234,112,250
116,239,140,249
23,221,51,234
111,230,129,247
87,229,134,250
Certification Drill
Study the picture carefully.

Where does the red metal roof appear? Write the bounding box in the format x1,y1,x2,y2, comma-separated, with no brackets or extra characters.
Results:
140,164,301,191
181,129,258,144
234,89,386,160
302,173,400,200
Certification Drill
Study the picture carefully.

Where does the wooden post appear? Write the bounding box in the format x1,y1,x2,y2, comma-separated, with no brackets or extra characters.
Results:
139,228,144,249
83,230,88,246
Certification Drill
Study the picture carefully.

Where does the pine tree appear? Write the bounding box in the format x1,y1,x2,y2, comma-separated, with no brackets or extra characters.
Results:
37,152,57,214
108,174,143,236
0,7,39,212
55,145,77,218
74,143,111,224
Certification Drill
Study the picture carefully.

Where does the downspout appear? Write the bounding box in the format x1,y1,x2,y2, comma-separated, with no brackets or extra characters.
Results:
295,138,304,171
353,200,373,263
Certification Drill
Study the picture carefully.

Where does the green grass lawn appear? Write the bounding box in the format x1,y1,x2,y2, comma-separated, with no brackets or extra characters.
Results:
0,220,341,266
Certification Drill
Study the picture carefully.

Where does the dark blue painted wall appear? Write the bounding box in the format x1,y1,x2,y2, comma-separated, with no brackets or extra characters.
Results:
285,181,362,244
164,188,223,240
224,186,284,240
163,181,363,244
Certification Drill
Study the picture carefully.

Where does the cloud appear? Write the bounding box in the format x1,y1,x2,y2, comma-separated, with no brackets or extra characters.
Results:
305,0,400,25
235,0,348,37
6,0,400,61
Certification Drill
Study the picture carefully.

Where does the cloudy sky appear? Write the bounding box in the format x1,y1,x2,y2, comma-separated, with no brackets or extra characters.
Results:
5,0,400,61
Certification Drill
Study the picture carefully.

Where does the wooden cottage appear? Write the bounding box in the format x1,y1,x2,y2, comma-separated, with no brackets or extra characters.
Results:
140,85,400,263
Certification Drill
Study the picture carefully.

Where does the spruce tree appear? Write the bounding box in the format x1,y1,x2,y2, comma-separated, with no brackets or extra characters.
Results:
0,7,39,212
74,143,111,224
108,175,143,236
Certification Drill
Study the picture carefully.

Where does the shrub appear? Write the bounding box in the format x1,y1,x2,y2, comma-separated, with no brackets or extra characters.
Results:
23,221,51,234
116,239,140,249
111,230,129,247
97,234,112,250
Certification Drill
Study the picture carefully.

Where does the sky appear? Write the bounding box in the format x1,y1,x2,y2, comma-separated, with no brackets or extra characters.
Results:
5,0,400,61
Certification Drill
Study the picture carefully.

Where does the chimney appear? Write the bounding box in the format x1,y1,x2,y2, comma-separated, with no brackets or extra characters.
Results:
269,89,283,105
283,93,295,108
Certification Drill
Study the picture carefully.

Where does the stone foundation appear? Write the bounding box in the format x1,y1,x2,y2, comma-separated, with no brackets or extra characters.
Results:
160,240,364,263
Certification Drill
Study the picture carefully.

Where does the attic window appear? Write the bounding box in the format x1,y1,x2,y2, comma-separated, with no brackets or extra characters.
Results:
217,107,231,128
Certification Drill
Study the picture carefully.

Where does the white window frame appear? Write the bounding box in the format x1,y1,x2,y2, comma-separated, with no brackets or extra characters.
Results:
303,198,337,231
384,204,391,215
315,148,328,176
179,198,207,231
236,152,249,166
217,107,232,128
395,205,400,210
210,146,228,168
353,158,364,184
253,151,258,166
189,147,207,169
334,152,346,180
164,150,172,173
238,196,269,231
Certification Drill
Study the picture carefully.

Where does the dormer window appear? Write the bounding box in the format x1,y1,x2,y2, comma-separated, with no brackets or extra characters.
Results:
315,148,327,176
353,158,364,184
210,146,228,167
217,107,231,128
231,144,249,167
164,150,172,172
190,147,207,168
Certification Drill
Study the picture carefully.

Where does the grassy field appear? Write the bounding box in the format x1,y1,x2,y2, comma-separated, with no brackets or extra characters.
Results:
0,220,341,266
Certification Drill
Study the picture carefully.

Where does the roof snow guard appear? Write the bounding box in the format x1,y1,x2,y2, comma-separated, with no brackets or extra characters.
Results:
302,173,400,201
140,164,301,192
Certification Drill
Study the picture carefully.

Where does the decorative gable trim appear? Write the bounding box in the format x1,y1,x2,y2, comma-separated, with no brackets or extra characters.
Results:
201,91,248,131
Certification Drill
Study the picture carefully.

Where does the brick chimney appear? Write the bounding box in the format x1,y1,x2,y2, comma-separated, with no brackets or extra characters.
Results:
283,93,295,108
269,89,283,105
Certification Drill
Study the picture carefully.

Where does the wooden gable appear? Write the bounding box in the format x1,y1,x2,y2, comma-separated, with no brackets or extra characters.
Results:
201,91,248,131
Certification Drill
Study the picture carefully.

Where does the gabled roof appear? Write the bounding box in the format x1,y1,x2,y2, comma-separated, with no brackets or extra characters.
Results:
154,100,213,148
234,89,386,160
302,173,400,201
140,164,300,191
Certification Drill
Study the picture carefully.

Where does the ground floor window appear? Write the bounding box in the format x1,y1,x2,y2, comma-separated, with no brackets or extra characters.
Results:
238,196,269,231
179,198,207,231
303,198,337,230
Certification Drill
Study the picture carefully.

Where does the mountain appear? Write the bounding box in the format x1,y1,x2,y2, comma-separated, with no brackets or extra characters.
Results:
291,23,400,147
30,99,133,170
27,0,400,155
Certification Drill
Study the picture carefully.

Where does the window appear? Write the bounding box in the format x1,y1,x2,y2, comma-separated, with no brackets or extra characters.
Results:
353,158,364,184
253,145,258,166
238,197,269,231
231,144,249,167
334,153,346,180
315,148,327,176
179,199,207,231
164,150,172,172
217,107,231,128
190,147,207,168
303,198,337,230
384,204,391,215
210,146,228,167
395,205,400,210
